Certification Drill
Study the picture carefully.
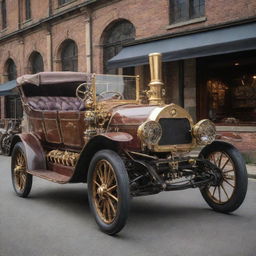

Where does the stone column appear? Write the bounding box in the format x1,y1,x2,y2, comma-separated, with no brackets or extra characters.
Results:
184,59,196,121
0,74,6,119
46,32,52,71
85,15,91,73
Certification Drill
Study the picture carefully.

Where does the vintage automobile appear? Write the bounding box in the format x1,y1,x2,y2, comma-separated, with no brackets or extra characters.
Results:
11,53,247,235
0,118,21,155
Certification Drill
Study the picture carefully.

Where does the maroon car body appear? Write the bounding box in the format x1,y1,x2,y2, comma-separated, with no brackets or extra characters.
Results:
10,54,248,235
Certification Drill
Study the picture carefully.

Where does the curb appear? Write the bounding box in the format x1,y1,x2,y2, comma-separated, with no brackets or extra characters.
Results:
248,173,256,179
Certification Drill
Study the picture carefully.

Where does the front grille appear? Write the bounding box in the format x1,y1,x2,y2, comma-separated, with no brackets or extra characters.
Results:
158,118,192,145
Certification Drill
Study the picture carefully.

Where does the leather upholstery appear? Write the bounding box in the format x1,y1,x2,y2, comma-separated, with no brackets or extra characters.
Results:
27,97,86,111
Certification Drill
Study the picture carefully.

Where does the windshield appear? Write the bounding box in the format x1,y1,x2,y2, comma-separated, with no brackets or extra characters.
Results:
94,74,138,102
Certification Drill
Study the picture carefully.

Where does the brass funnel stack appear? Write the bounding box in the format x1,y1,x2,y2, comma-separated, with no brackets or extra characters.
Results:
147,53,165,105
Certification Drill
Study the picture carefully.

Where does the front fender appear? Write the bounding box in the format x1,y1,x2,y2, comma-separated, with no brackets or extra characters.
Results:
99,132,133,142
70,132,132,183
11,133,46,171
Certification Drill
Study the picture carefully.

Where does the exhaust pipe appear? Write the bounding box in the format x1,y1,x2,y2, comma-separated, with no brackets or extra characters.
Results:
148,53,165,105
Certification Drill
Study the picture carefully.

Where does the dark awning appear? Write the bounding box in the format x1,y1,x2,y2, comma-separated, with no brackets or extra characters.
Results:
0,80,17,96
108,22,256,68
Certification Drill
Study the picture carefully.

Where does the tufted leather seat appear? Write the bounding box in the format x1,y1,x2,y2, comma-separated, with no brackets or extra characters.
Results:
27,97,86,111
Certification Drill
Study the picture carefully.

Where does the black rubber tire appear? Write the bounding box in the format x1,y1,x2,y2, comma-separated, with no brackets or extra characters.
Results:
11,142,33,198
199,141,248,213
87,149,130,235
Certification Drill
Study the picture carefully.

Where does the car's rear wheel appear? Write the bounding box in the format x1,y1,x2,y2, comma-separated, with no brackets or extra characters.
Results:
200,141,248,213
87,150,130,235
11,142,33,197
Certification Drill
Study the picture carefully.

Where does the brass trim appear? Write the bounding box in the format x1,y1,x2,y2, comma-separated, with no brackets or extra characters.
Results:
47,150,80,167
145,103,196,152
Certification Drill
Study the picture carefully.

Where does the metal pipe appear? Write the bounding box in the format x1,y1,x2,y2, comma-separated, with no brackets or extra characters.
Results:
147,53,165,105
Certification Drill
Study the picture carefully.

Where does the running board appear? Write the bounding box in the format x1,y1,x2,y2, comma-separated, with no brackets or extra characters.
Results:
27,169,70,184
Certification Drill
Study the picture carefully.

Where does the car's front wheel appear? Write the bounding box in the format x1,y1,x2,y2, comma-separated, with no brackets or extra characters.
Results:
87,150,130,235
200,141,248,213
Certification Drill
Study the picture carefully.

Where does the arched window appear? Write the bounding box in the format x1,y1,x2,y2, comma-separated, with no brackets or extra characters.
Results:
1,0,7,29
61,40,78,71
29,51,44,74
4,59,22,119
25,0,31,20
6,59,17,81
103,20,135,75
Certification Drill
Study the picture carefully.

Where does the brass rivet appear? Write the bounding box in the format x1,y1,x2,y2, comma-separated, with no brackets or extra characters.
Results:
171,109,177,116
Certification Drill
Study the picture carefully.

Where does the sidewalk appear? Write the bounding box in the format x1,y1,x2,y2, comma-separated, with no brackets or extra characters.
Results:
247,164,256,179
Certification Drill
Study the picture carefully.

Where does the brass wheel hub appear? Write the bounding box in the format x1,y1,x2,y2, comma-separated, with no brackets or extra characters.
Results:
97,184,108,199
92,159,118,224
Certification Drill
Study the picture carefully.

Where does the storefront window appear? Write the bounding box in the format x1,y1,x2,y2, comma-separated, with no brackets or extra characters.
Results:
198,51,256,124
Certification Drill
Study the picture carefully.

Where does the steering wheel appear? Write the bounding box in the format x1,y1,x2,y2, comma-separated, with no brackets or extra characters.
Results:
76,83,92,101
98,91,123,100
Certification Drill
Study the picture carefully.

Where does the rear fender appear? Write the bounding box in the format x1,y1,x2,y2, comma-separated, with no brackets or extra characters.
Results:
71,132,133,183
11,133,46,171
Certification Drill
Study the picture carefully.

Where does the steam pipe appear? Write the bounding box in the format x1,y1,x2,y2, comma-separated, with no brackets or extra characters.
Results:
147,53,165,105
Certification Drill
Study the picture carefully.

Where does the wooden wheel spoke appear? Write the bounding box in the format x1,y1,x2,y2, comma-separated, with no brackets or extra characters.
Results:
218,186,221,203
107,197,116,215
93,180,101,187
223,178,235,188
220,183,230,200
223,169,234,174
106,200,112,221
101,162,106,183
107,192,118,202
97,169,104,184
107,184,117,192
105,167,112,186
221,158,230,171
102,201,107,218
212,186,217,198
224,175,235,181
218,153,223,168
19,175,24,189
211,154,217,165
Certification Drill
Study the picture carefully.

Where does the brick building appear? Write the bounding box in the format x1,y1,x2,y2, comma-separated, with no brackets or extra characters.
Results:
0,0,256,160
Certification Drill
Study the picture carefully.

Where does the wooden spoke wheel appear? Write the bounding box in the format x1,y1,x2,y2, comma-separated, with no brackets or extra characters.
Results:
206,152,236,204
11,142,32,197
88,150,130,235
200,141,248,213
93,159,118,224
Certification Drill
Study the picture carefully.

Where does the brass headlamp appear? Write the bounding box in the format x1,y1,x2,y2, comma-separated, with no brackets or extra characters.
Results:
192,119,216,145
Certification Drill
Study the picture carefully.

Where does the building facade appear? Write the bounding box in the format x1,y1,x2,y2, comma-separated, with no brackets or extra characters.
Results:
0,0,256,160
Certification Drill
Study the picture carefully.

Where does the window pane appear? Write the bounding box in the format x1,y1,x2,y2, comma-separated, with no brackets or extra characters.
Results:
1,0,7,29
7,60,17,81
170,0,189,23
31,52,44,74
103,21,135,74
190,0,205,18
25,0,31,20
59,0,71,5
61,40,78,71
5,96,22,119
